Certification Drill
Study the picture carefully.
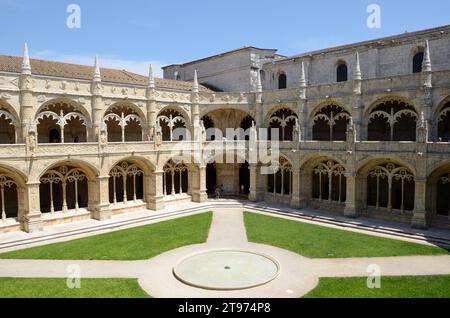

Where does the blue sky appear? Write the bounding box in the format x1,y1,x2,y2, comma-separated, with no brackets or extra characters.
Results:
0,0,449,76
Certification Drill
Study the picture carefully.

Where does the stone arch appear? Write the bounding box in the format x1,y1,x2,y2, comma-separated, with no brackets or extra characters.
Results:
158,105,192,127
310,102,351,141
300,156,347,209
157,107,189,141
108,158,151,207
266,155,293,196
264,104,298,126
162,159,189,197
103,102,145,142
435,97,450,142
267,107,298,141
366,96,418,141
426,162,450,224
0,102,19,144
200,108,254,141
357,158,415,216
0,164,27,222
34,98,91,143
38,160,98,214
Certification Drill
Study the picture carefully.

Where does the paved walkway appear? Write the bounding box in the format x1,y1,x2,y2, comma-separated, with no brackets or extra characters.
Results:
0,208,449,298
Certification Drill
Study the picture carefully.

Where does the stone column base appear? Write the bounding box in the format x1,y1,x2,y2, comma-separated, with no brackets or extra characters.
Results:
344,205,359,218
192,191,208,203
92,204,112,221
147,196,165,211
290,196,301,209
411,211,427,229
22,213,43,233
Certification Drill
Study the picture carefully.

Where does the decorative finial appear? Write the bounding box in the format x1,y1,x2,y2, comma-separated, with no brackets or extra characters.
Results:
192,70,199,93
423,40,432,72
93,55,101,82
299,61,307,87
22,43,31,75
354,52,362,80
148,64,155,88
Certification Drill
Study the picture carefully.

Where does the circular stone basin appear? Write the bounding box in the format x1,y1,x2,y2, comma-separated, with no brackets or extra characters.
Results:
173,250,280,290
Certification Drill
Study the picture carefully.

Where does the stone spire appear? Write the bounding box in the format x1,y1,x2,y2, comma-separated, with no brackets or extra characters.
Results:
148,64,155,89
192,70,199,93
299,61,307,87
21,43,31,75
93,55,101,82
353,52,362,80
256,69,262,92
422,40,432,72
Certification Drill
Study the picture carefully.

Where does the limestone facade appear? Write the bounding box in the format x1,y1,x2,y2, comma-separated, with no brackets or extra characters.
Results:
1,26,450,234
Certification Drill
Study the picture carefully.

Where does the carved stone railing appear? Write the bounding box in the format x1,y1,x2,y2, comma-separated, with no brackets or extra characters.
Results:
0,140,449,160
198,92,251,105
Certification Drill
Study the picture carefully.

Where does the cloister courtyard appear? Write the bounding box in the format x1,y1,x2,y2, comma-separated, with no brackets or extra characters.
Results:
0,201,449,298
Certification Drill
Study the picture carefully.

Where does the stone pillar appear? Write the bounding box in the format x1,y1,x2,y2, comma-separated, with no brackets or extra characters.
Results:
412,177,427,229
19,78,34,144
298,168,310,208
146,171,165,210
22,182,43,233
290,165,301,208
344,172,359,217
91,175,111,221
249,164,259,201
90,94,104,143
191,165,208,203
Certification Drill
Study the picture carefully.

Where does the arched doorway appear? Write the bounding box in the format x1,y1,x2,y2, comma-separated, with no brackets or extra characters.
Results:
239,162,250,195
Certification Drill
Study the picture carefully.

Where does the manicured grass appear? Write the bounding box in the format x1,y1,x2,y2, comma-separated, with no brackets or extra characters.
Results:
304,275,450,298
0,278,149,298
0,212,212,260
244,212,449,258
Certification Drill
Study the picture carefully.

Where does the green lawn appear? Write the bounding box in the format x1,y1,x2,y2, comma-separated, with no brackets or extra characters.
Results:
304,275,450,298
244,212,449,258
0,278,149,298
0,212,212,260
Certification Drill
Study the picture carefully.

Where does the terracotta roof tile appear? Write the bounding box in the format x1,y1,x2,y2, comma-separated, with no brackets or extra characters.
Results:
0,55,211,92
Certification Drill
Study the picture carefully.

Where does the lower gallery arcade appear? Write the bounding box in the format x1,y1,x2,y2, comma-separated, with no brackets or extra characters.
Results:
1,153,449,233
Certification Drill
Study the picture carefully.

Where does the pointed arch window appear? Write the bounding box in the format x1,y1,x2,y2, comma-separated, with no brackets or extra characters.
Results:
336,62,348,82
157,109,187,141
413,51,424,73
278,73,287,89
267,157,293,196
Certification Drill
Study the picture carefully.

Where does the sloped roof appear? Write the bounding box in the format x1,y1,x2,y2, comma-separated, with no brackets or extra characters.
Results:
0,55,211,92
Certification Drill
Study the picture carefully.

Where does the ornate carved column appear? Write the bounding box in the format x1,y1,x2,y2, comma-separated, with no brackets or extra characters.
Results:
22,181,43,233
90,56,104,142
298,61,308,141
146,170,165,210
352,52,363,141
146,65,157,141
91,175,111,221
19,44,34,144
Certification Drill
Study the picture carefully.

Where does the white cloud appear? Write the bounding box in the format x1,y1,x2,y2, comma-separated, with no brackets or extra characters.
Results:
33,51,166,77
